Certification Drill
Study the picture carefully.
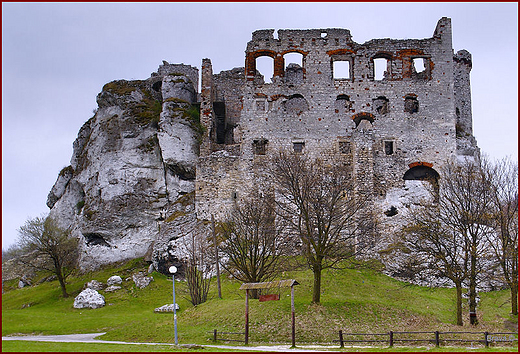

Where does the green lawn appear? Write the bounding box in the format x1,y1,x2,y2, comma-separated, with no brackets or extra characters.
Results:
2,258,517,349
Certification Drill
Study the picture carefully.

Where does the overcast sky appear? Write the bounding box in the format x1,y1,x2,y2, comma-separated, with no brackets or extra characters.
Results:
2,2,518,249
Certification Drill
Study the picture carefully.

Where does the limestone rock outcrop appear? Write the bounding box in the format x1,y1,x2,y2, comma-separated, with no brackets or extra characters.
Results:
47,63,201,273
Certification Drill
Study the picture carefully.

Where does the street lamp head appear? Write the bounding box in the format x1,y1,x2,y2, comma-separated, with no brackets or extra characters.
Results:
169,265,177,274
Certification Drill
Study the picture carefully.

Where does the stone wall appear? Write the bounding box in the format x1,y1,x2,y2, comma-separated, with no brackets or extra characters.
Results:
195,17,478,246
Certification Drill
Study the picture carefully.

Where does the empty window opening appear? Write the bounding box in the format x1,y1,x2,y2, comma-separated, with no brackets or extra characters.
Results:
413,58,426,73
339,141,351,154
404,166,439,181
374,58,389,80
384,141,394,155
284,52,303,68
373,96,389,114
284,52,304,85
293,141,305,153
333,60,351,79
404,95,419,113
253,139,268,155
213,102,226,144
321,31,327,38
255,56,274,83
403,165,440,200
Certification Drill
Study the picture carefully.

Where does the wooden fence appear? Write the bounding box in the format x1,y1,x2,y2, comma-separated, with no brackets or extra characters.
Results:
210,328,517,348
335,330,518,348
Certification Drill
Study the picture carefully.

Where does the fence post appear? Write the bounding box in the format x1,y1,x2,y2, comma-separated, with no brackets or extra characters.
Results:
213,329,217,342
339,330,344,348
484,331,489,348
389,331,394,347
435,331,440,347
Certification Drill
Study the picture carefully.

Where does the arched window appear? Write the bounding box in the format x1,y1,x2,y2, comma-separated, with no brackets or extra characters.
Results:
404,94,419,113
256,56,274,84
403,163,440,200
352,112,375,128
284,52,304,84
335,94,352,115
373,96,389,114
283,94,308,116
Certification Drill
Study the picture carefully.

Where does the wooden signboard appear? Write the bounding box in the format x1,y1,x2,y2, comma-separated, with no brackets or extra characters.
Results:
259,294,280,302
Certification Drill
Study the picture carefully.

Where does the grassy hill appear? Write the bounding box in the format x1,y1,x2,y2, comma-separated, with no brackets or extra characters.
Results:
2,258,517,347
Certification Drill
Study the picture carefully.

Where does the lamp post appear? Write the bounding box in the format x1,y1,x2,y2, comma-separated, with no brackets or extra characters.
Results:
169,265,178,345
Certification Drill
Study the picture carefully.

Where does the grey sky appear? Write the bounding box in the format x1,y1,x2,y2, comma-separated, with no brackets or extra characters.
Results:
2,2,518,249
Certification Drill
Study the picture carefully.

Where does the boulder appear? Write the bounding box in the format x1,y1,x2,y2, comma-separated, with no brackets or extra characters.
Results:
107,275,122,286
104,285,122,292
133,272,153,289
85,280,105,291
18,275,31,288
154,303,180,313
73,288,105,309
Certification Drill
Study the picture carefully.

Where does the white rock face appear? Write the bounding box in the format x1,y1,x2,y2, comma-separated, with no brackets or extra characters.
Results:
73,288,105,309
46,64,200,273
106,275,122,286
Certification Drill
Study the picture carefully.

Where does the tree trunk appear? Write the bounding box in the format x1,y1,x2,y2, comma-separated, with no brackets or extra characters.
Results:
56,269,68,298
455,282,463,326
469,248,478,325
511,284,518,316
312,265,322,304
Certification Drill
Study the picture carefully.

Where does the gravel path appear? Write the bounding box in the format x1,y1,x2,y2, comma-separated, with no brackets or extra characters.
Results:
2,333,341,351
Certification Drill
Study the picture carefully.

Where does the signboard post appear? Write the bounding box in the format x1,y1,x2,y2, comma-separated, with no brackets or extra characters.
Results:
239,280,299,347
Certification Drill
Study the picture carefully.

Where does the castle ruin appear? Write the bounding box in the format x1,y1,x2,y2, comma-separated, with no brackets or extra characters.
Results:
44,17,479,273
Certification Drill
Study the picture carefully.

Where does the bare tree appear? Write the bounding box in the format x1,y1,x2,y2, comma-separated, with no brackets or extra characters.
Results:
404,158,493,324
180,223,212,306
218,189,288,298
404,209,469,325
443,158,494,325
269,151,370,303
16,215,78,297
486,157,518,315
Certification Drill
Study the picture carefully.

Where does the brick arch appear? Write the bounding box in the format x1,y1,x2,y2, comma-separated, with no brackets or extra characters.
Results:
404,163,439,182
246,50,283,80
352,112,375,127
372,51,394,60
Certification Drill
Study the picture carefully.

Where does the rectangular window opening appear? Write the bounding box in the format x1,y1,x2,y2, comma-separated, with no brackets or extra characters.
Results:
374,58,388,80
333,60,351,79
384,141,394,155
253,139,268,155
413,58,426,73
293,142,305,153
339,141,351,154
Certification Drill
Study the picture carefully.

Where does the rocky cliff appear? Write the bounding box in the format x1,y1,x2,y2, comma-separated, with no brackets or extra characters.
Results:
47,62,202,273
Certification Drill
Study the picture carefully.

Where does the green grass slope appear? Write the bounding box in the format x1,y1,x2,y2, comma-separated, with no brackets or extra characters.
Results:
2,258,517,346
